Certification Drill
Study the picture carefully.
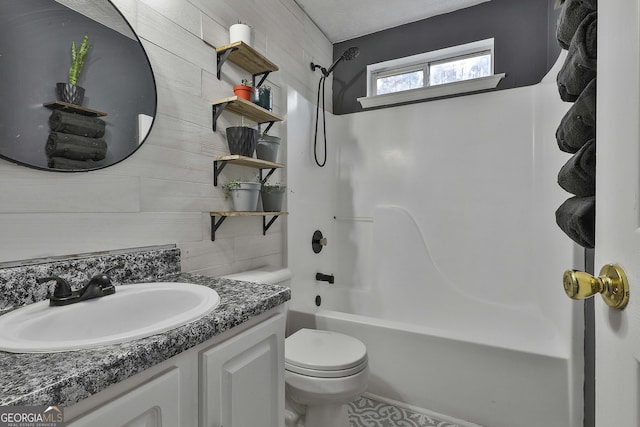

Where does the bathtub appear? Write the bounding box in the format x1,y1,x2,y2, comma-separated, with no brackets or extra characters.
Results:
288,305,576,427
286,207,582,427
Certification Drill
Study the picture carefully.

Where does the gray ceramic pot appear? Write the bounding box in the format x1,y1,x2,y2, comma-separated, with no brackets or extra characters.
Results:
261,186,285,212
256,135,280,162
226,127,257,157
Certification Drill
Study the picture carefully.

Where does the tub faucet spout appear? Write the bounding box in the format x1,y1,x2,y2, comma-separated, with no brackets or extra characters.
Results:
315,273,334,284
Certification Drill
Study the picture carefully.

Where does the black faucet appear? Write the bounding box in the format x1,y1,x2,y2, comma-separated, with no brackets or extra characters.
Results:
37,265,123,306
315,272,335,284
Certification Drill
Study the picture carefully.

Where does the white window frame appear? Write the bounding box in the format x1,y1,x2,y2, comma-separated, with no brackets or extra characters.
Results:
359,38,505,109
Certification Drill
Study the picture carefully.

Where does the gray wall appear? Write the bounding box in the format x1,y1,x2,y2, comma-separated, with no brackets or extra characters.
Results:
0,1,155,169
332,0,562,114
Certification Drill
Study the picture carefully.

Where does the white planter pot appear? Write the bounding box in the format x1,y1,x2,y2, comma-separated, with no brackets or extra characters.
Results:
229,182,261,211
229,24,252,46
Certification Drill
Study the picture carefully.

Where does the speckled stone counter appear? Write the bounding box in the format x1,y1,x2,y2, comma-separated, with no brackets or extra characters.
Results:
0,248,290,407
0,273,290,406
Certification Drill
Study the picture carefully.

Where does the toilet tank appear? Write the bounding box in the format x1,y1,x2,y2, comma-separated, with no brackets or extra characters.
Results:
221,266,292,287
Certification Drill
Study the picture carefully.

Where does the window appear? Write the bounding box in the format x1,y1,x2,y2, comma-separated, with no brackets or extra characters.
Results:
429,51,492,86
376,65,425,95
359,39,505,109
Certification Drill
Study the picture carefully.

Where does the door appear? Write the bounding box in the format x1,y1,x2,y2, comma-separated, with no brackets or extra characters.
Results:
200,312,285,427
67,368,181,427
594,1,640,425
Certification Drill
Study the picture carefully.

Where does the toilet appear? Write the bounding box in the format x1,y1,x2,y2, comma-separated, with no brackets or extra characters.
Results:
221,267,369,427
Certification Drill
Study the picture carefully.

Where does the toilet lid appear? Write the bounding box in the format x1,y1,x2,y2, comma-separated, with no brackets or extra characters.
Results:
285,329,367,377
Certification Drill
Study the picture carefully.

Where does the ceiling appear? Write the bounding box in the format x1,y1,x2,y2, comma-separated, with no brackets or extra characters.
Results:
294,0,491,43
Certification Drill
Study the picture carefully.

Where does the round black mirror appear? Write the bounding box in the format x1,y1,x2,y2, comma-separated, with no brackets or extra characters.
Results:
0,0,157,171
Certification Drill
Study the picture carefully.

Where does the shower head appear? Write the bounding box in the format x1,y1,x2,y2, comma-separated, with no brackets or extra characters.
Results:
325,46,360,76
310,46,360,77
341,46,360,61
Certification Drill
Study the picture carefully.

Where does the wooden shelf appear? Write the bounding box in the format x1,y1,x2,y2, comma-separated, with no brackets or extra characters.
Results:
212,96,282,132
209,211,288,241
43,101,107,117
211,42,287,242
216,41,279,77
213,155,284,186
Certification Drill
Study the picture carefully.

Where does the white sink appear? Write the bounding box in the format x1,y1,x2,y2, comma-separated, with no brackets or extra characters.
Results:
0,282,220,353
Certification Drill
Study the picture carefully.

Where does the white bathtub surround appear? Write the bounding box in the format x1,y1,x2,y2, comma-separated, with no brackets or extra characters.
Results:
287,52,583,427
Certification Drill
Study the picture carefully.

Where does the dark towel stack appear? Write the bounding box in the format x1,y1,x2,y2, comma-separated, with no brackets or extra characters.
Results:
555,0,598,249
46,110,107,170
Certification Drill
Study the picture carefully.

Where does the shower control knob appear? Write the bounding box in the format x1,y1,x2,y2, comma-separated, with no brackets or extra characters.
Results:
312,230,327,253
562,264,629,309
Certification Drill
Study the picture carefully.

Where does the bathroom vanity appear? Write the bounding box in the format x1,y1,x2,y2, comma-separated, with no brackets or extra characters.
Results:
0,247,290,427
66,299,286,427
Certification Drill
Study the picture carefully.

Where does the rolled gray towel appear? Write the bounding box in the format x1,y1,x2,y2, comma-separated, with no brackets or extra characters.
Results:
46,132,107,161
49,110,106,138
557,12,597,102
48,156,97,170
556,195,595,248
556,78,596,153
556,0,597,50
558,138,595,196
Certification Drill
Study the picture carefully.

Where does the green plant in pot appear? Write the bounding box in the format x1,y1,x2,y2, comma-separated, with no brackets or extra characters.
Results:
261,182,286,212
233,79,254,101
57,34,91,105
226,117,257,157
223,177,261,211
254,85,272,110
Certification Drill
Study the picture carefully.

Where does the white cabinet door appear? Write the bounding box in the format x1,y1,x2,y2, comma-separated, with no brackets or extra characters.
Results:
200,312,285,427
67,367,181,427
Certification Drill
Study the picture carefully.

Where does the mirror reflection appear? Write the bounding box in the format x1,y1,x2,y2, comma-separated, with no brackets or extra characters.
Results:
0,0,156,171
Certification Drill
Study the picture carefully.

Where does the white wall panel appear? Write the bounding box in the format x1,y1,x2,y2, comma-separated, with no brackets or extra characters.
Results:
1,212,202,261
142,41,202,97
0,173,140,213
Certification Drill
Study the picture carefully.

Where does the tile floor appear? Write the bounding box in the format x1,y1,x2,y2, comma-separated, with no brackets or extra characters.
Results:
348,396,466,427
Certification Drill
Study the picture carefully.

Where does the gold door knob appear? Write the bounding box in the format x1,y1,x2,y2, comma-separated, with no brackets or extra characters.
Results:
563,263,630,309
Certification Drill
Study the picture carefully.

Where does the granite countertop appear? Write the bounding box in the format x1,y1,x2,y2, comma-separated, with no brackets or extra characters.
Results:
0,273,290,406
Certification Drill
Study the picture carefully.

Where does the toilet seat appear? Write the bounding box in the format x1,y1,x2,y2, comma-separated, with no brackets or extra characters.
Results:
285,329,368,378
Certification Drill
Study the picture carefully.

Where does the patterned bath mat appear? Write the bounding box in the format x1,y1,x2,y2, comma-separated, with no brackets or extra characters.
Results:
348,396,469,427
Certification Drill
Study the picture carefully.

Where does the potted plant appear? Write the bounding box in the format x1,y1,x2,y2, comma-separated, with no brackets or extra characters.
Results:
233,79,254,101
223,178,261,211
256,133,280,162
261,183,286,212
57,34,91,105
226,118,257,157
254,85,272,110
229,20,252,46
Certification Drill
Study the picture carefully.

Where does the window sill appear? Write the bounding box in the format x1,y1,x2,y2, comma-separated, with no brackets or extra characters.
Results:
357,73,506,109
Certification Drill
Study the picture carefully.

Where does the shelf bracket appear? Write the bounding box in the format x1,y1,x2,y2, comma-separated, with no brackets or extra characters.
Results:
212,102,229,132
211,215,228,241
259,168,277,185
253,71,271,88
261,122,275,134
217,48,238,80
213,160,229,186
263,215,281,235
